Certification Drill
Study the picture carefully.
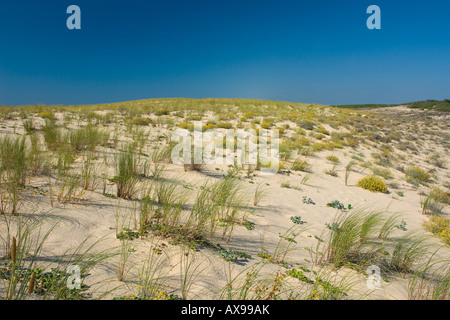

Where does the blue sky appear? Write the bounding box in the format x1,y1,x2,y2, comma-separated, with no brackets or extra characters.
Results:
0,0,449,106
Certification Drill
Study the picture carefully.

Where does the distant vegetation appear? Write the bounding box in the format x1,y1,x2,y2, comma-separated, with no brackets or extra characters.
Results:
406,99,450,112
332,104,391,109
334,99,450,112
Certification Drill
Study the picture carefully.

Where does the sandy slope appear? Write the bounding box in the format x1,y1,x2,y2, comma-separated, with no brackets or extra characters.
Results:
0,105,449,300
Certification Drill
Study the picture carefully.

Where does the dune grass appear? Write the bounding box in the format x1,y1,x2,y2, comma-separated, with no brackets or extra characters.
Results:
0,98,448,300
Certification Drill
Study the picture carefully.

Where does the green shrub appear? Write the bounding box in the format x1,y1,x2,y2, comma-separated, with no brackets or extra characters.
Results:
357,175,387,193
131,117,153,126
316,125,330,135
217,122,233,129
372,166,392,179
429,187,450,205
326,155,340,164
155,108,169,116
38,111,54,120
311,143,325,152
178,122,194,131
291,159,311,172
295,137,311,147
185,115,202,121
315,133,326,140
405,166,430,183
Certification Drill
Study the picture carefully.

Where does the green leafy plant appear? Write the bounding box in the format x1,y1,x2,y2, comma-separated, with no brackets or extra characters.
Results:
405,166,431,184
116,228,140,240
395,220,408,231
290,216,306,225
302,196,315,205
327,200,352,212
286,268,313,283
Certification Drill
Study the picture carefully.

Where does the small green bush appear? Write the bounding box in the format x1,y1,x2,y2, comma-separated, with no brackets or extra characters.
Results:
372,166,392,179
178,122,194,131
155,108,169,116
326,155,340,164
38,111,54,120
131,117,153,126
292,159,311,172
357,175,387,193
430,187,450,205
405,166,430,183
217,122,233,129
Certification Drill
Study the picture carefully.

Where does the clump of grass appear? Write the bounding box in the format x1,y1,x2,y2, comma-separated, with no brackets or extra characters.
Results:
80,156,101,191
1,216,112,300
326,155,340,164
324,165,338,177
407,256,450,300
420,193,446,216
217,122,233,129
22,119,35,135
69,124,107,153
38,111,54,120
281,180,292,188
156,108,169,116
187,176,248,243
344,160,357,186
388,233,429,274
0,136,28,214
378,214,402,240
280,180,302,191
291,158,311,172
56,174,85,203
112,145,140,199
317,210,388,268
372,166,392,179
405,166,431,184
117,240,133,282
429,187,450,205
28,133,48,176
42,120,61,151
131,116,153,126
153,179,190,232
357,175,387,193
253,183,267,206
300,174,312,185
56,145,77,178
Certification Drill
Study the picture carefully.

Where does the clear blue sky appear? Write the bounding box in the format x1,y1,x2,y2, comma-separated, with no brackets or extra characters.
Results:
0,0,449,106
